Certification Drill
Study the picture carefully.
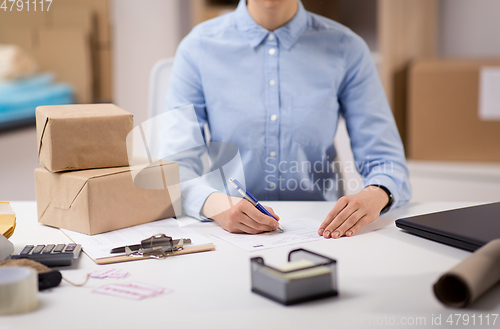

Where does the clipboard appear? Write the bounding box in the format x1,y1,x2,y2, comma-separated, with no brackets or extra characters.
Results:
95,244,215,265
60,222,216,265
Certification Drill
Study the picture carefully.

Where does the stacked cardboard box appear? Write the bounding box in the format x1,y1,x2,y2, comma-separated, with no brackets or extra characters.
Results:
34,104,181,235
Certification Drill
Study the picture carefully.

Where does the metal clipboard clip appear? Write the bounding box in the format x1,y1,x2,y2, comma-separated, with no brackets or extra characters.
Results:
123,234,192,260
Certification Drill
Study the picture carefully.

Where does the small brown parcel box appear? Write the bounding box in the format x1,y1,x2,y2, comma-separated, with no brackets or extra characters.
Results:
36,104,133,172
35,161,181,235
408,59,500,161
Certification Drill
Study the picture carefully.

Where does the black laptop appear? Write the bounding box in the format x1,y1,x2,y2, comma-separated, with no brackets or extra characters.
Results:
395,202,500,252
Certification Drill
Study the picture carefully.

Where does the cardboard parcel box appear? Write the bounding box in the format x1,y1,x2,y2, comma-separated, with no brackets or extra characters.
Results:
408,59,500,161
35,161,181,235
36,104,133,172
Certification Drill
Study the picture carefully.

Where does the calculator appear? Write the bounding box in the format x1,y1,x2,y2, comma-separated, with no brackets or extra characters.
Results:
10,243,82,267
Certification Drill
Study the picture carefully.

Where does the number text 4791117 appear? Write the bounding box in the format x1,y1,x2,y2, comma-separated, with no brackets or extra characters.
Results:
1,0,53,12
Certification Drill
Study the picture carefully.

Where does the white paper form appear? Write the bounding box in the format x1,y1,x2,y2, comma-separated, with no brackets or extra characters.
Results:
479,67,500,121
210,217,322,252
62,218,214,260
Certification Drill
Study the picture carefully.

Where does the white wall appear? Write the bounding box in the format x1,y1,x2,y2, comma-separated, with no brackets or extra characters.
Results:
439,0,500,57
111,0,188,127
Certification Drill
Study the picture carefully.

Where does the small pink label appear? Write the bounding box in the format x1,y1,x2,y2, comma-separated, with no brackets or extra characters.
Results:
89,268,130,279
93,281,172,301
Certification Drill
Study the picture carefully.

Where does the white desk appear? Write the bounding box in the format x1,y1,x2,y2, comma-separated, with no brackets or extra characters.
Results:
3,201,500,329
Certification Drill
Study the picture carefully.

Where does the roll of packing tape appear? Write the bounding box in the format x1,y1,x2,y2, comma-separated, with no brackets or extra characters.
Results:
0,267,38,315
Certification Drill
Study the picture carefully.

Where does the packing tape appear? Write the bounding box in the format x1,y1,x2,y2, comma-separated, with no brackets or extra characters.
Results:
0,267,38,315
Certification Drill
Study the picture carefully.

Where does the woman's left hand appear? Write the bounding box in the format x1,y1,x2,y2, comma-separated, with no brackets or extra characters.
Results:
318,186,389,238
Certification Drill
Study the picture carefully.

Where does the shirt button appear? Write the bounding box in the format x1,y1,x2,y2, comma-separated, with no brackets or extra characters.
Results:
269,151,276,157
268,34,275,41
268,48,276,55
269,182,276,189
269,80,276,86
270,114,277,121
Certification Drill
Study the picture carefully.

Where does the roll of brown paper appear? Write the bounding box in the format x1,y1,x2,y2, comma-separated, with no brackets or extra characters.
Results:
434,239,500,308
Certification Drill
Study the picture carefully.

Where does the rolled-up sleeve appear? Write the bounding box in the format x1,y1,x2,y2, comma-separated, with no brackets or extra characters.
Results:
338,33,412,210
164,29,218,220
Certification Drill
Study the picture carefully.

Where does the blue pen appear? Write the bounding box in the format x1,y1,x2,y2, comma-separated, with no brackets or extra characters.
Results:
228,178,284,232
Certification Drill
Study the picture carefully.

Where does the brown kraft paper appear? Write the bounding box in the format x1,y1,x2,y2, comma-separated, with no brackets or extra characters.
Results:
433,239,500,308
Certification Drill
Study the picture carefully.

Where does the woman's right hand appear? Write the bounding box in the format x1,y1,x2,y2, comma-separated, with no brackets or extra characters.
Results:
202,192,280,234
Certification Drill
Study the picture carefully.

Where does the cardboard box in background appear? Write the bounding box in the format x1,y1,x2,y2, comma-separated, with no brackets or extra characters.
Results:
408,59,500,162
95,46,113,102
0,0,112,103
36,29,93,104
49,4,95,36
0,29,32,54
57,0,111,45
35,161,181,235
52,0,113,101
36,104,133,172
0,9,48,28
0,16,92,103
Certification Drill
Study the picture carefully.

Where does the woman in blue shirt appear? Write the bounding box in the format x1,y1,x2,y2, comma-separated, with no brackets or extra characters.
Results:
166,0,412,238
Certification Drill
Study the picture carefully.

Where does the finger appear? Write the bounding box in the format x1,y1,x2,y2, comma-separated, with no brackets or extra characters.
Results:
240,202,278,231
223,225,246,234
222,215,254,234
333,209,365,238
345,214,377,237
233,221,262,234
225,220,261,234
227,201,276,233
318,197,349,236
225,207,263,234
323,203,358,238
263,206,280,220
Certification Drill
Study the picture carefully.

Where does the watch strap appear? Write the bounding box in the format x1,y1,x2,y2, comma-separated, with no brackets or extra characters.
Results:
368,184,394,214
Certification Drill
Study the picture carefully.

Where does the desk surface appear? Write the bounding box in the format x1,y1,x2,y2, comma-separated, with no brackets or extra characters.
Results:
3,201,500,329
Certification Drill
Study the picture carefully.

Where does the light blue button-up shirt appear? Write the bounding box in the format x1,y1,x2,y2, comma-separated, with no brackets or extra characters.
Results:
166,0,412,219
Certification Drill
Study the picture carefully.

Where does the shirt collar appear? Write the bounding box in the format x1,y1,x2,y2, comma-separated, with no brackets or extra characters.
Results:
234,0,308,50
